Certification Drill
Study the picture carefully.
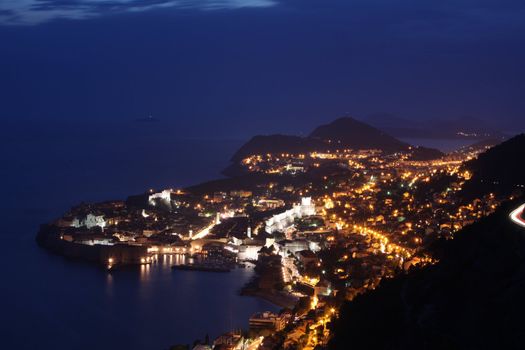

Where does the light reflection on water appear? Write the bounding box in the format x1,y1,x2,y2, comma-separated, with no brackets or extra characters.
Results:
139,263,151,283
0,126,277,349
139,254,186,282
3,215,278,349
106,273,114,297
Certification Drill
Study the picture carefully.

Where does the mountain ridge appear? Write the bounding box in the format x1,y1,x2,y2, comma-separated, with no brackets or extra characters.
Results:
226,117,443,176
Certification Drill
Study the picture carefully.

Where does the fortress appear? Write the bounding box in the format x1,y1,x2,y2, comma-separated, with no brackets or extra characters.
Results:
265,197,316,233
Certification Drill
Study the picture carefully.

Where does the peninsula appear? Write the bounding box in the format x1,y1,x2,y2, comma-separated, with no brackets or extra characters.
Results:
36,117,525,350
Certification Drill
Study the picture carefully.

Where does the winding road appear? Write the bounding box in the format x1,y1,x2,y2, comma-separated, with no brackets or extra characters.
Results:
510,203,525,228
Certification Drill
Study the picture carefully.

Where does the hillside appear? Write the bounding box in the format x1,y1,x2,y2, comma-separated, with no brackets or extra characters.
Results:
230,118,410,163
329,199,525,350
229,134,327,163
225,117,443,176
309,117,409,152
461,133,525,198
408,146,444,161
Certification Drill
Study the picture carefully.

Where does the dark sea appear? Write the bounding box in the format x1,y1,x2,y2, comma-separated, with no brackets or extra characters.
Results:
0,120,278,350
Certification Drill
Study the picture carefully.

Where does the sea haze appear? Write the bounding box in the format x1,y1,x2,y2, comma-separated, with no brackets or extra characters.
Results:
0,120,280,350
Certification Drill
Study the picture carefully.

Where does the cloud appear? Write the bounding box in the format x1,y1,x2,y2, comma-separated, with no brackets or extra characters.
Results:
0,0,278,25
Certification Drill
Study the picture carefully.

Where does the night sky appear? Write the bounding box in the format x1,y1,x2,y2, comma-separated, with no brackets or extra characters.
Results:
1,0,524,138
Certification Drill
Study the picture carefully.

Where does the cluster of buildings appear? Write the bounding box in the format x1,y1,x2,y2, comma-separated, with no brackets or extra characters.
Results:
42,139,517,350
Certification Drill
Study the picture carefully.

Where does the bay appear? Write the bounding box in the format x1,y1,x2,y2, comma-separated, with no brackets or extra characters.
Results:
0,120,278,350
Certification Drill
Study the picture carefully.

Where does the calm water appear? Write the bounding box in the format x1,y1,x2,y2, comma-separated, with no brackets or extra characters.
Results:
0,120,278,350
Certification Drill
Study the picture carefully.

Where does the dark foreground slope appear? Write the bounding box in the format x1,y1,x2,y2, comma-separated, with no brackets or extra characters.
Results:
462,134,525,199
329,199,525,350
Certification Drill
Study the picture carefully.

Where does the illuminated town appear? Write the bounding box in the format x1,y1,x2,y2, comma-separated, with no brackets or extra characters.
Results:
5,0,525,348
36,127,518,350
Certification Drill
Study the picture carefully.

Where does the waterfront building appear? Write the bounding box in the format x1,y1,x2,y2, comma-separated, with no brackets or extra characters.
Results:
249,311,287,332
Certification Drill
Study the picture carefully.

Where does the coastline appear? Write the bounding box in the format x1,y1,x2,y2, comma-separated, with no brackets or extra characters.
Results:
36,224,148,266
32,128,499,343
240,258,299,310
37,222,293,310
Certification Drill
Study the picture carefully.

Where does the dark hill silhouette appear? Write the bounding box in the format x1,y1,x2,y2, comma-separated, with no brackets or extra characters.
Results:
408,146,444,161
460,137,504,152
230,117,410,163
225,117,443,176
329,199,525,350
309,117,409,152
462,134,525,199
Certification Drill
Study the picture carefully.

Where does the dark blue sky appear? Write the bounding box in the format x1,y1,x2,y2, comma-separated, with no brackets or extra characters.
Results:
1,0,524,138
